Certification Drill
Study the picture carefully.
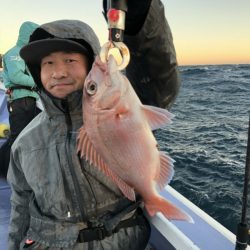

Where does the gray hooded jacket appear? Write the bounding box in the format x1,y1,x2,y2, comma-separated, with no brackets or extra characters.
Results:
7,0,180,249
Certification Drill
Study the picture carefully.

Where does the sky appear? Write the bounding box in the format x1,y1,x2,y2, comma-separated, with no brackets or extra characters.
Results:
0,0,250,66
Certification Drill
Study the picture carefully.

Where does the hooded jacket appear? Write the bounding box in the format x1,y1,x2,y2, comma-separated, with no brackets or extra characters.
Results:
2,21,39,101
7,0,180,249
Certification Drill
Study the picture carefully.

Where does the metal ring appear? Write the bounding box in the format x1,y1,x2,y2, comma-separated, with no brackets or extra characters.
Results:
99,41,130,70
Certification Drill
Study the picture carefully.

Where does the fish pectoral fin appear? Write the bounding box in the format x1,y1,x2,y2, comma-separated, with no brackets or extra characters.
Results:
155,152,175,190
77,126,136,201
142,105,174,130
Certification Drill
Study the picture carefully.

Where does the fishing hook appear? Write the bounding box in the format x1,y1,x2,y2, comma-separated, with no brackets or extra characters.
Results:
100,41,130,71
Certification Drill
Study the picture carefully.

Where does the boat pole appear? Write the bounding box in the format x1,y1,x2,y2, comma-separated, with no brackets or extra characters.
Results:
235,115,250,249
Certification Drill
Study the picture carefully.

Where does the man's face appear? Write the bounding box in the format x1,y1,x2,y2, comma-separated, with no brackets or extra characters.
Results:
40,51,89,99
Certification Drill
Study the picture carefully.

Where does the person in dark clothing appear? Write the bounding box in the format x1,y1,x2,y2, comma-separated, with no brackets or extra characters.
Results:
7,1,181,249
0,21,41,178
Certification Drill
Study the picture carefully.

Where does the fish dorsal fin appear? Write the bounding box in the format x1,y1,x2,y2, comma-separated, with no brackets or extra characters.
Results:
155,151,175,190
77,126,136,201
142,105,174,130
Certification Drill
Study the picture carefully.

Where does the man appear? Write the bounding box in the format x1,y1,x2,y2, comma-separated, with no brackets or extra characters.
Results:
7,0,180,249
0,21,41,177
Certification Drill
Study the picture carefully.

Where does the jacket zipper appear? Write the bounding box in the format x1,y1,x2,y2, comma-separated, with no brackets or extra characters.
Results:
63,100,87,221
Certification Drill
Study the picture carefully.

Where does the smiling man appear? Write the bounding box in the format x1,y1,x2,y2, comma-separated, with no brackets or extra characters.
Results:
40,52,89,99
7,0,181,249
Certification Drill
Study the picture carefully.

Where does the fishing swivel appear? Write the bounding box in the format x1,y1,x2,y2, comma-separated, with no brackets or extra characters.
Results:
100,1,130,70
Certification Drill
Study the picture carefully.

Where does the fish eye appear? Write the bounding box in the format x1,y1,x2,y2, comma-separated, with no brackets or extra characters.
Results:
86,81,97,95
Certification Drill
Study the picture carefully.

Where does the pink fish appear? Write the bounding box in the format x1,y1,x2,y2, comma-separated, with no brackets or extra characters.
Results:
77,56,192,222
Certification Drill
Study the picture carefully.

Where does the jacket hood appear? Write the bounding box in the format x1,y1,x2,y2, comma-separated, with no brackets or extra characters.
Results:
20,19,101,90
16,21,39,47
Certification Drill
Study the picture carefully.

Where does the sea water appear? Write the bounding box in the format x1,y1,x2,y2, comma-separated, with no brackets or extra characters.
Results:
156,64,250,235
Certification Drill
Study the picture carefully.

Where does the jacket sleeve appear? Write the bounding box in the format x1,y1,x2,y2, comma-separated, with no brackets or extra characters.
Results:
7,148,32,249
3,48,36,88
124,0,180,109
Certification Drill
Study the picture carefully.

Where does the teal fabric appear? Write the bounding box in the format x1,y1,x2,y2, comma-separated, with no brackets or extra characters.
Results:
2,21,39,101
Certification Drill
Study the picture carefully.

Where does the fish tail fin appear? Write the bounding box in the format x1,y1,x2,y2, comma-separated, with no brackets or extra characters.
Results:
145,196,193,223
